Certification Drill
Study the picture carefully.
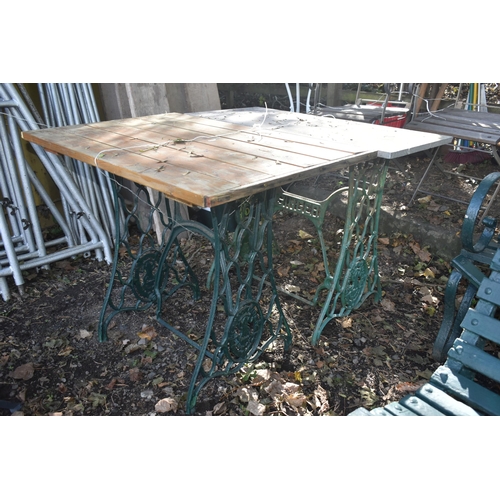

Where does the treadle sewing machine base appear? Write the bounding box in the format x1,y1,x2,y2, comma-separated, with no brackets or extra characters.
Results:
100,183,291,414
22,108,451,413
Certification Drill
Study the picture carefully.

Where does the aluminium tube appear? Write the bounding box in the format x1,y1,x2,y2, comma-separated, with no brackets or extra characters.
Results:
0,113,36,253
7,111,48,261
0,84,112,263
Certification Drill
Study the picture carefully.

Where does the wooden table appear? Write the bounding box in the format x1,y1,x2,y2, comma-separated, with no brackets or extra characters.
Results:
22,108,452,413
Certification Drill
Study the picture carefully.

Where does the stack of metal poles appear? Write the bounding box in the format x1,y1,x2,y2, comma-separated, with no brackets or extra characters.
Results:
0,83,115,301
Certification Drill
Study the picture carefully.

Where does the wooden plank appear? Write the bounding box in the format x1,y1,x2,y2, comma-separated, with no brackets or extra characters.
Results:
415,383,480,415
461,309,500,344
430,83,449,111
191,108,453,159
398,394,446,416
135,113,368,156
451,255,485,289
448,339,500,384
369,407,393,416
24,117,360,172
90,119,357,169
430,365,500,415
383,401,418,416
22,121,378,207
414,83,429,115
477,277,500,306
348,407,374,416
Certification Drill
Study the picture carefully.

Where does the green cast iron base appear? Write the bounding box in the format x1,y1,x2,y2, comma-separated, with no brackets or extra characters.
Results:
99,182,291,414
275,159,388,345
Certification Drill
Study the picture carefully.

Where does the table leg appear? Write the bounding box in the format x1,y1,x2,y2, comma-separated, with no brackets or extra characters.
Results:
99,182,291,414
311,159,388,345
156,190,292,414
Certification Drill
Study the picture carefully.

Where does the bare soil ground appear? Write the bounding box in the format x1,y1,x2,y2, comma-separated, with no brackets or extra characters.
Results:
2,146,499,417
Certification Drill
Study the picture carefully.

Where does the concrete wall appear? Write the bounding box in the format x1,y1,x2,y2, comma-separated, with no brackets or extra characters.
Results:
98,83,221,118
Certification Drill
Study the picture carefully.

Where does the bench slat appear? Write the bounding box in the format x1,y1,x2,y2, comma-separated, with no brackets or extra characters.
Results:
452,254,486,289
461,309,500,344
431,365,500,415
369,407,394,416
399,394,446,416
415,383,481,415
477,277,500,306
348,407,374,416
448,339,500,385
383,401,419,416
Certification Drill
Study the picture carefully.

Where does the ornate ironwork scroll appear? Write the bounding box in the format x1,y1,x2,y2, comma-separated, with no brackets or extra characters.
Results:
99,181,291,414
311,159,388,344
275,159,387,345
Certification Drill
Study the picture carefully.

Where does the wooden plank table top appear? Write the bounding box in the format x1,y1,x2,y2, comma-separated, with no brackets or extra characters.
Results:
22,108,453,208
22,111,378,208
192,108,453,159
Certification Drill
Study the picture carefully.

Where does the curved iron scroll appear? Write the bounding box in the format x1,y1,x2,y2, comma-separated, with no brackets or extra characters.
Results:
99,182,291,414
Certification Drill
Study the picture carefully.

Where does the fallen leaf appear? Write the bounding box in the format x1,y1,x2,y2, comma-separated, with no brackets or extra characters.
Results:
137,325,158,341
380,298,395,312
106,378,117,390
237,386,259,403
128,367,142,382
79,329,92,339
155,398,178,413
247,400,266,416
360,387,379,406
286,392,307,408
88,393,106,408
277,266,289,277
421,294,438,305
409,242,431,262
10,362,35,380
212,402,227,415
417,195,432,204
58,346,74,357
340,317,353,329
378,237,390,245
298,230,313,239
311,385,330,414
423,268,435,279
426,200,441,212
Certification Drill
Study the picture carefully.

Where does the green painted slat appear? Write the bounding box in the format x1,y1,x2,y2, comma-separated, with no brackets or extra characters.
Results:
477,278,500,306
399,394,446,416
369,407,393,416
431,365,500,416
383,401,418,416
448,339,500,384
452,255,486,289
416,383,480,416
348,408,373,416
461,309,500,344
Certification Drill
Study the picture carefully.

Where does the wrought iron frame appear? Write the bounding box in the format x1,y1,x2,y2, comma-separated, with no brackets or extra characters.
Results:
99,180,292,414
275,159,388,345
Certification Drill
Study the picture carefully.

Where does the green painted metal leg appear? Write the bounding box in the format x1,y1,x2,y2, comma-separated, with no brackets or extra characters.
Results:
310,159,388,345
99,182,291,414
274,160,387,345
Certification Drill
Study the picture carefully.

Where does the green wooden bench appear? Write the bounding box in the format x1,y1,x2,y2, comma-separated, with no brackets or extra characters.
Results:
433,172,500,362
349,176,500,416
